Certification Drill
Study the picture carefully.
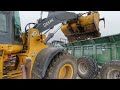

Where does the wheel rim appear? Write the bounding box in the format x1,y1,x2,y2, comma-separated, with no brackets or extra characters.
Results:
107,69,120,79
78,62,88,74
58,64,73,79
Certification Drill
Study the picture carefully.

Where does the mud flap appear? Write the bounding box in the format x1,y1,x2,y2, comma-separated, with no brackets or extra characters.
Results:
32,47,64,78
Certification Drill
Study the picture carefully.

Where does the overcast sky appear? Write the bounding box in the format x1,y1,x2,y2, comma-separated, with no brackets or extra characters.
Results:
19,11,120,42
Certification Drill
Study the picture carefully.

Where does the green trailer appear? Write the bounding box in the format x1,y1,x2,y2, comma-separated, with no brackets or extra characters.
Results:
61,33,120,79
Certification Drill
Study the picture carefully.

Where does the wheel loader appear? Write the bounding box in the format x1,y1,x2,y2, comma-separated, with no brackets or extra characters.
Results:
0,11,104,79
0,11,81,79
61,11,105,42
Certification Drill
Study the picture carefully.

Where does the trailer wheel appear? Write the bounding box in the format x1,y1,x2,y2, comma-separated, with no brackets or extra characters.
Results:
77,56,98,79
44,52,77,79
100,61,120,79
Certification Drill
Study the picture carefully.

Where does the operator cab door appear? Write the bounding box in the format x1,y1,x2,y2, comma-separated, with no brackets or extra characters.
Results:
0,11,22,45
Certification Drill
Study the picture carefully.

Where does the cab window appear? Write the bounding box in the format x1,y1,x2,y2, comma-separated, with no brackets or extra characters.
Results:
0,12,7,32
13,11,22,42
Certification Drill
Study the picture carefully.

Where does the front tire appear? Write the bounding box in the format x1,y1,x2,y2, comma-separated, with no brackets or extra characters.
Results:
44,52,77,79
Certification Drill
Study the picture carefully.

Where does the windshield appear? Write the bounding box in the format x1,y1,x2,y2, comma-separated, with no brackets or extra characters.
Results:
0,12,7,32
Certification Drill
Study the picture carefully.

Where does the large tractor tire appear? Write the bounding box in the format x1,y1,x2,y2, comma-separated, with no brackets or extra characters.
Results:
32,50,77,79
77,56,98,79
100,61,120,79
44,52,77,79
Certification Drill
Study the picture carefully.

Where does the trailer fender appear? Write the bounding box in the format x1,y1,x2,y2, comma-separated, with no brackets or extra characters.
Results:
32,47,64,78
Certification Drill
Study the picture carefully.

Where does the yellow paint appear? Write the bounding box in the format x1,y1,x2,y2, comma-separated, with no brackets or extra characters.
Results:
58,64,73,79
4,70,22,79
61,24,71,36
70,23,79,32
0,56,3,79
0,27,48,79
61,12,100,36
17,28,48,79
0,44,23,54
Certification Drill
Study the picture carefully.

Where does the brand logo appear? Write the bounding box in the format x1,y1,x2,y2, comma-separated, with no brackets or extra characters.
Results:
43,18,54,28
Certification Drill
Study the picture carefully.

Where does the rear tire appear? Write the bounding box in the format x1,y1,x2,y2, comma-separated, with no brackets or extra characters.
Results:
77,56,98,79
100,61,120,79
44,52,77,79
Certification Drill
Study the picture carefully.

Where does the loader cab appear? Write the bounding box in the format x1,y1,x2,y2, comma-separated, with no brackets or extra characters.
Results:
0,11,22,45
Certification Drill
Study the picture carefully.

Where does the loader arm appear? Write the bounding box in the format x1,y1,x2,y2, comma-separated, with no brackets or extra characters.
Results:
34,11,79,33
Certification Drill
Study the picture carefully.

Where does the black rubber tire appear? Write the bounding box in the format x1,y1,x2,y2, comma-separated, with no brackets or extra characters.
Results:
44,52,77,79
77,56,98,79
100,61,120,79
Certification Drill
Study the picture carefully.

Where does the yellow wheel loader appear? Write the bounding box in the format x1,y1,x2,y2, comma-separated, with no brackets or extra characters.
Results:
0,11,80,79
